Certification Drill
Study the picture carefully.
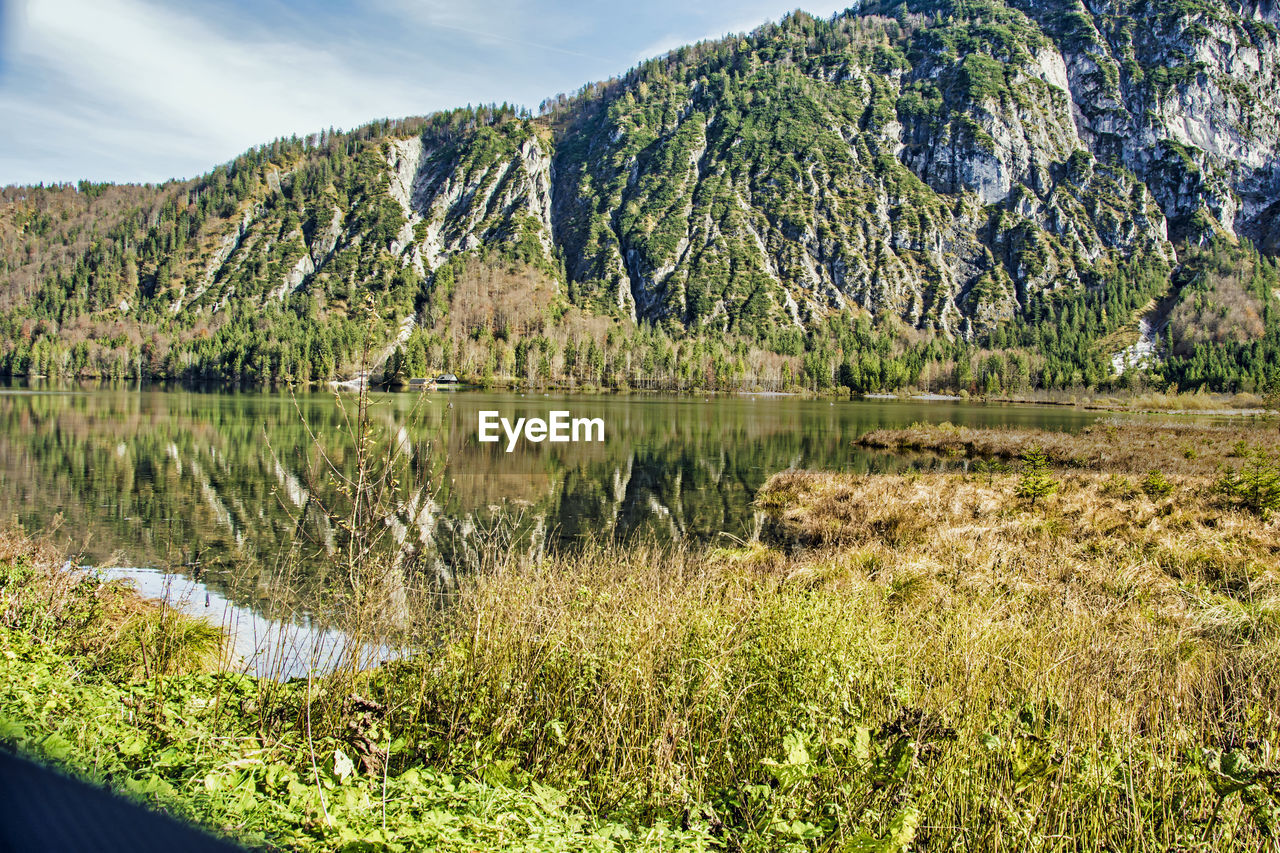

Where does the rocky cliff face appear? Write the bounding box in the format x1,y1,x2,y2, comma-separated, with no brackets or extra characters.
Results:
385,128,555,274
543,0,1276,337
5,0,1278,354
1009,0,1280,246
155,121,560,324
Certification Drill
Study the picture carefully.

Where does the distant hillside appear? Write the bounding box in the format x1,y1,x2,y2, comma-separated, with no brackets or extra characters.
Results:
2,0,1279,394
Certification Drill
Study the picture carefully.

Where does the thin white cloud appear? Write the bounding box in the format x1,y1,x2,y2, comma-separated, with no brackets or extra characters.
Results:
365,0,615,73
37,0,434,134
429,19,614,64
0,0,862,185
2,0,448,182
633,32,684,65
370,0,594,47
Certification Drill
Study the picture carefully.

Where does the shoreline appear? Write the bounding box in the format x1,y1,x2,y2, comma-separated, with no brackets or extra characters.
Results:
5,375,1276,416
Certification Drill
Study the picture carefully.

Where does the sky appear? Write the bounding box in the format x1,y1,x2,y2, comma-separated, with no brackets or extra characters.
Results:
0,0,850,186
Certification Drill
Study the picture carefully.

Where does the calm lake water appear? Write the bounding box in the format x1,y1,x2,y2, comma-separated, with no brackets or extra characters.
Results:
1,386,1112,621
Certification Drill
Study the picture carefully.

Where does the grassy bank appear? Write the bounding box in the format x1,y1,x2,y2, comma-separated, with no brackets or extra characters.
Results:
4,422,1280,850
982,388,1275,414
0,531,714,851
858,420,1280,477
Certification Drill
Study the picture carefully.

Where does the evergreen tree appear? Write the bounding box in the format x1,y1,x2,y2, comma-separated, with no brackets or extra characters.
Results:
1015,447,1059,506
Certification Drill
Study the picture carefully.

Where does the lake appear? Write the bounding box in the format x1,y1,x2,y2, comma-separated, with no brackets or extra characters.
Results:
0,386,1112,621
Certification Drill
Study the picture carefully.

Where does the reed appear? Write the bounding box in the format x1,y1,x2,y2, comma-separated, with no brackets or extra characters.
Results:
859,420,1280,477
0,526,227,680
353,465,1280,849
4,415,1280,850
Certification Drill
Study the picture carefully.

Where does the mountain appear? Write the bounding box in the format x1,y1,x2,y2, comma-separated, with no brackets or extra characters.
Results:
2,0,1279,394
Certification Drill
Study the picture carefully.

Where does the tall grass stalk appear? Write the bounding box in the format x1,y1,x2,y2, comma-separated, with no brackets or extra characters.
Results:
349,468,1280,849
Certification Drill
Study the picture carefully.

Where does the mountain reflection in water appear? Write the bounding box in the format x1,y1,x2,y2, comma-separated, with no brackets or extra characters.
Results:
0,386,1106,621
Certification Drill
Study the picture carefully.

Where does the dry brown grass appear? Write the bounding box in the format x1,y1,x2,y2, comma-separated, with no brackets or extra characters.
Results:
377,462,1280,848
755,467,1280,771
0,528,226,678
858,420,1280,477
1123,389,1269,411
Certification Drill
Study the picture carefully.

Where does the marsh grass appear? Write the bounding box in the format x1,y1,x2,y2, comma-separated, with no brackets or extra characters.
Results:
6,415,1280,850
0,528,228,681
252,375,441,712
859,420,1280,477
740,469,1280,849
316,461,1280,850
1122,390,1269,412
987,388,1270,412
113,608,227,679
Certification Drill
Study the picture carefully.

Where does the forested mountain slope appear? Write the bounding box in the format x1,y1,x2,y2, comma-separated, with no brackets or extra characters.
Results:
2,0,1279,393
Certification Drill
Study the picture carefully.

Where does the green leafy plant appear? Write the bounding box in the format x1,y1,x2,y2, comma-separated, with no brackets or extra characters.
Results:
1217,449,1280,517
1142,469,1175,498
1015,447,1059,506
1203,748,1280,840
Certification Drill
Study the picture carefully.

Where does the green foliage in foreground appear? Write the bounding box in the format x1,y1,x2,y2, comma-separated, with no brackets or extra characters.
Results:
1217,448,1280,518
0,632,715,852
5,497,1280,851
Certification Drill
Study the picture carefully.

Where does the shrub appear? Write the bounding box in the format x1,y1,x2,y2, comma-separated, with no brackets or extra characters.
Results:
1102,473,1136,498
1217,450,1280,517
971,458,1011,484
1142,469,1175,498
1015,447,1059,506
